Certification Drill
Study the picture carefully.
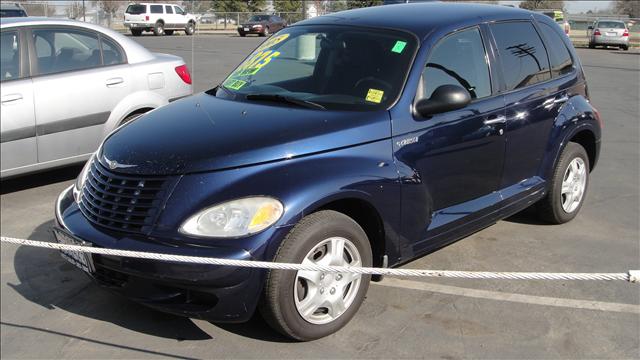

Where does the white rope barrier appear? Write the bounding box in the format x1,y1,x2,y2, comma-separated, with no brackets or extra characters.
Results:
2,236,638,283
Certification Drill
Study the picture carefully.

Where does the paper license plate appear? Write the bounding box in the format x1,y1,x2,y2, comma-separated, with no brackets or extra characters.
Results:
244,28,249,31
606,32,617,36
53,228,95,273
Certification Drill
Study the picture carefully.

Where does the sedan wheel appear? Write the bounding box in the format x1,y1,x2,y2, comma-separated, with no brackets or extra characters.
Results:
560,157,587,213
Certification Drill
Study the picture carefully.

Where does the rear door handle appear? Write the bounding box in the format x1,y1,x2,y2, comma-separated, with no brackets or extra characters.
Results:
1,93,23,104
483,115,506,125
553,95,569,104
105,77,124,87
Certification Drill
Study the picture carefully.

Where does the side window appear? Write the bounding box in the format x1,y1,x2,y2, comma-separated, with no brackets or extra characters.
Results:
174,6,184,15
491,22,551,90
421,27,491,100
165,5,173,14
150,5,163,14
1,31,20,81
33,29,101,75
101,37,125,65
538,22,574,77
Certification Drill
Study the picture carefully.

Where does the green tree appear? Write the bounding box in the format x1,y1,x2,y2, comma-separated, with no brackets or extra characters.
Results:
518,0,565,11
346,0,383,9
615,0,640,17
327,0,349,13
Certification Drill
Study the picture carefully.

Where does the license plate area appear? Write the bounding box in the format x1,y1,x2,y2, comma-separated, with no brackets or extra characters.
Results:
244,28,249,31
606,32,617,36
53,228,95,274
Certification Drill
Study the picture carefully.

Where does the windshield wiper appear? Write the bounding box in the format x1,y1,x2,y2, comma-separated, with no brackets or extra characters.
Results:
245,94,326,110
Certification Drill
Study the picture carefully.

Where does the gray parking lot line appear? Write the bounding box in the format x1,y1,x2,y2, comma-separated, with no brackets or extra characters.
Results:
373,278,640,314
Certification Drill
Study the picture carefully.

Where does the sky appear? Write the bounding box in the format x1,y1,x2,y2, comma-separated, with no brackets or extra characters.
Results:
499,1,614,14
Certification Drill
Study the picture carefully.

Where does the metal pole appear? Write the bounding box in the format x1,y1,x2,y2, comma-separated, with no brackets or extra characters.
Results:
82,0,85,22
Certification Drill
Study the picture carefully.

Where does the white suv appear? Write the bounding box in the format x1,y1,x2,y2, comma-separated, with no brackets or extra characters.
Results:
124,3,196,36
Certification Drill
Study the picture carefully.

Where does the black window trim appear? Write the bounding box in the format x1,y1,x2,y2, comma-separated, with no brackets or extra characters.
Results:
413,24,497,107
487,19,555,95
24,25,128,79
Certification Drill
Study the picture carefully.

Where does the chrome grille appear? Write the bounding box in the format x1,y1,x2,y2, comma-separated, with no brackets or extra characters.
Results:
79,161,168,234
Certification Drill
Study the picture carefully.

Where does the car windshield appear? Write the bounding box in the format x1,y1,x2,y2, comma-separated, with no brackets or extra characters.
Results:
214,25,417,111
126,4,146,14
598,21,625,29
249,15,270,21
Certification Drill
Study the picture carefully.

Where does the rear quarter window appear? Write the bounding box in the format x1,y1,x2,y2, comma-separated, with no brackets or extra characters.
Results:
538,22,574,78
126,4,146,15
490,21,551,91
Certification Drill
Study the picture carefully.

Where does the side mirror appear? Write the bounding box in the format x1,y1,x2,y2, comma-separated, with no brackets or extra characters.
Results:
587,25,593,30
414,84,471,117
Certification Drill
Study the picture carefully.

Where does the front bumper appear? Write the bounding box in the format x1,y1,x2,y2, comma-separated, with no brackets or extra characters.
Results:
237,27,264,34
55,185,289,322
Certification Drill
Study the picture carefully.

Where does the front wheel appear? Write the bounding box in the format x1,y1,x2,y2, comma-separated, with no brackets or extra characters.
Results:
260,210,372,341
185,21,195,35
537,142,590,224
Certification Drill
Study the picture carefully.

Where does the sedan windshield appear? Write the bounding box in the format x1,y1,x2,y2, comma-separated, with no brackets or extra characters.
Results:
214,25,417,111
597,21,625,29
249,15,270,21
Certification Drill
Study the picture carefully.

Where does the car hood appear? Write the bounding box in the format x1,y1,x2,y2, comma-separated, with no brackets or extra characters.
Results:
99,93,390,175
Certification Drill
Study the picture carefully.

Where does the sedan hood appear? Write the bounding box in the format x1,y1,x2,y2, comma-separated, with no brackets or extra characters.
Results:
100,93,390,175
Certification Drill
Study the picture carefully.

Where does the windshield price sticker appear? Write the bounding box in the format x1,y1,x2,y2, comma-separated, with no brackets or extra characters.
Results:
256,33,290,51
223,78,247,90
365,89,384,103
391,40,407,54
234,50,281,77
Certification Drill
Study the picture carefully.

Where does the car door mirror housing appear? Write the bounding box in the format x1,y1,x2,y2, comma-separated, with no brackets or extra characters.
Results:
414,84,471,117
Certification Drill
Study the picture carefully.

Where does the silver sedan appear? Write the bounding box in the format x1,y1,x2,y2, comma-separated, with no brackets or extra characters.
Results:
587,20,630,50
0,17,193,178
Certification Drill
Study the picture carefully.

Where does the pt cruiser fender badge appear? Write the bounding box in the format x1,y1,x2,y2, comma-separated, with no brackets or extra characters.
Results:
396,136,418,148
103,156,137,170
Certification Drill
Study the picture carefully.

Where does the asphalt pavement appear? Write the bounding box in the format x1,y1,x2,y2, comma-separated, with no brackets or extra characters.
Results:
1,34,638,359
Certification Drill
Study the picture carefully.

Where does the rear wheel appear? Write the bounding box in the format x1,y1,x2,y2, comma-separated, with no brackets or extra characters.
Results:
588,42,595,49
185,21,195,35
153,22,164,36
537,142,590,224
165,30,174,35
621,45,629,51
131,29,142,37
260,210,372,341
260,27,269,37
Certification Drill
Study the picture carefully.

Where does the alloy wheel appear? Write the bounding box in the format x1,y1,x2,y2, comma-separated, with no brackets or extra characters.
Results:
561,157,587,213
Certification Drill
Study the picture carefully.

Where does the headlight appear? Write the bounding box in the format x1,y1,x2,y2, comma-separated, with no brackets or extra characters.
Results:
252,24,262,28
73,155,93,203
180,197,284,238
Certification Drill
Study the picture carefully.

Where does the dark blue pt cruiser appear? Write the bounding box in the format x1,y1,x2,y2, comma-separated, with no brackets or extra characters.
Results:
55,3,601,340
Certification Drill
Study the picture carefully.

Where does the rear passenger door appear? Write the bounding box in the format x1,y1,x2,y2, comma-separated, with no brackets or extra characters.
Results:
1,29,37,173
30,27,130,164
489,21,570,189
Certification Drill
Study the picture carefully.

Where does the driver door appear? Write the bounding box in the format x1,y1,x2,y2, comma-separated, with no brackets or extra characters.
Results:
393,26,506,250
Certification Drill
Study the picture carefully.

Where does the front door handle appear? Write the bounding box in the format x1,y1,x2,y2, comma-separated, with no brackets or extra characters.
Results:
483,115,506,125
1,93,23,104
105,77,124,87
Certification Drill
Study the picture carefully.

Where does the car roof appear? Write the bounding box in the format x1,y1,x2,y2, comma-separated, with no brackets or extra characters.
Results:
0,17,155,63
297,2,533,39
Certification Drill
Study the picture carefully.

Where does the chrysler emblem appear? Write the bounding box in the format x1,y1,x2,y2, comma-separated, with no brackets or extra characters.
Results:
103,156,136,170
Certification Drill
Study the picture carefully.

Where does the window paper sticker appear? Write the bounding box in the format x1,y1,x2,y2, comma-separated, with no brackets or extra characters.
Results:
391,40,407,54
223,78,247,90
233,50,281,77
256,33,290,51
366,88,384,103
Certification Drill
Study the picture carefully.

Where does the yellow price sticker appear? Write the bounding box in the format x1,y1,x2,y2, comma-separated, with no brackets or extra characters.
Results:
256,33,290,51
365,89,384,103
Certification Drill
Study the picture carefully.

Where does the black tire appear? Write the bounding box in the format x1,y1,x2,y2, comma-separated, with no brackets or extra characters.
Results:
621,45,629,51
259,210,372,341
165,30,174,35
537,142,590,224
588,42,595,49
260,27,269,37
185,21,195,35
119,111,147,126
131,29,142,37
239,32,246,37
153,22,164,36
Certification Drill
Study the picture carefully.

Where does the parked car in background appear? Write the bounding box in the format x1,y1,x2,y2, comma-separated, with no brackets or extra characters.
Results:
124,3,196,36
0,2,27,18
0,18,192,178
199,14,216,24
588,19,629,50
56,3,600,341
238,14,286,37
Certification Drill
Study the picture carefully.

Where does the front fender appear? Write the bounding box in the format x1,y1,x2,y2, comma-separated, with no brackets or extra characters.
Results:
101,91,168,137
154,140,401,261
540,95,601,181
